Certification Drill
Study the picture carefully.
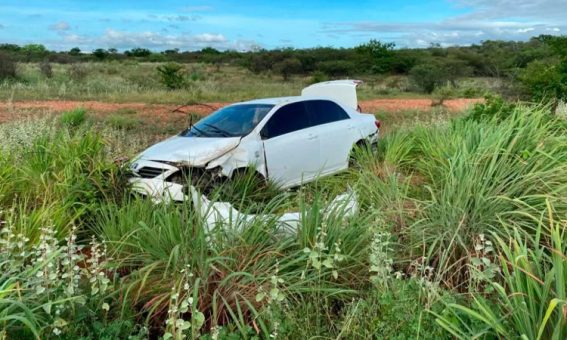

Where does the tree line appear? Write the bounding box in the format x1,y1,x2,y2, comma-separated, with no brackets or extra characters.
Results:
0,35,566,106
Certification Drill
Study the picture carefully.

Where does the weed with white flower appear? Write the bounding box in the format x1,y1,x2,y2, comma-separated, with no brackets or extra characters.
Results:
164,265,205,340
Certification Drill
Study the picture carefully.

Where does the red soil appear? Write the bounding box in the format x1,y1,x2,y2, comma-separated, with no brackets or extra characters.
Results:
0,98,482,123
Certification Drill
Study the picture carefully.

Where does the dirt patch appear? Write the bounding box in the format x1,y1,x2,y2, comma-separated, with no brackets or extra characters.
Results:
360,98,482,113
0,100,226,124
0,98,482,124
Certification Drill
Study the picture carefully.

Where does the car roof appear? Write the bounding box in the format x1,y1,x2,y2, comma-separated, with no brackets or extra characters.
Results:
236,95,347,107
239,96,300,106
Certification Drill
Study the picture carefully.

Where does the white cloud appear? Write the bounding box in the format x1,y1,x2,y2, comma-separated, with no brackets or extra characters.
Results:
55,29,257,51
322,0,566,46
48,21,70,32
453,0,567,21
192,33,227,43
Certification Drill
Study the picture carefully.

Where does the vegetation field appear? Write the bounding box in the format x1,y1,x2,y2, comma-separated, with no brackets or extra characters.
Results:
0,94,565,339
0,36,566,339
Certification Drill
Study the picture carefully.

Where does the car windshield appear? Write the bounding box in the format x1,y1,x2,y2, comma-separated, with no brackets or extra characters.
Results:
180,104,274,138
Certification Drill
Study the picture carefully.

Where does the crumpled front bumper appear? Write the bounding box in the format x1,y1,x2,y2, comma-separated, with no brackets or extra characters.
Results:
129,159,187,202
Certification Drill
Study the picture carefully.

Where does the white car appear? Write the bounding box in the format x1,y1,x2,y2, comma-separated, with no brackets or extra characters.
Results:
130,80,380,201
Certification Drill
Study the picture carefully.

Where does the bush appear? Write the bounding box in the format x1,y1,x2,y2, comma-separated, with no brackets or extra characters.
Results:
466,95,517,122
0,51,17,80
431,85,456,106
410,59,471,93
156,63,186,90
409,63,445,93
309,70,328,84
39,59,53,78
59,108,87,127
316,60,354,77
355,39,396,74
67,63,89,81
273,57,303,81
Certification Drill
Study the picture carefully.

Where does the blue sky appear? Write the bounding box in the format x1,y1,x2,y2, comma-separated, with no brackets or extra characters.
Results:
0,0,564,51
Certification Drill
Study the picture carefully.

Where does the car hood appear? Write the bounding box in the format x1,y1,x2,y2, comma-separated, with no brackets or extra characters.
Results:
139,136,241,166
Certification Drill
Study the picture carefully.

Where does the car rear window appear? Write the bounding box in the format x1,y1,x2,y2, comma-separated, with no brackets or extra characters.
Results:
305,100,350,126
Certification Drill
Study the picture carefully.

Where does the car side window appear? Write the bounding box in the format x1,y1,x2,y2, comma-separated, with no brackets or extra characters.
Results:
261,102,310,139
305,100,350,126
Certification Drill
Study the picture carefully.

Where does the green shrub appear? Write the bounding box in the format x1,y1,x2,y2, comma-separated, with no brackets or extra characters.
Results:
59,108,87,127
466,95,517,122
309,70,328,84
0,51,17,80
409,63,445,93
273,57,303,81
334,281,451,339
156,63,186,89
40,59,53,78
431,85,456,106
67,63,89,81
316,60,354,77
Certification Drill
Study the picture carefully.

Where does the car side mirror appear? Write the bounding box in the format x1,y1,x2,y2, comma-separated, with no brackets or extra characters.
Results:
260,128,269,140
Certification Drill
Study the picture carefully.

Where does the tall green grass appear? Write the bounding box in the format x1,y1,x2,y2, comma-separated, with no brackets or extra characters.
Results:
0,101,565,338
94,188,374,337
367,104,567,288
436,202,566,339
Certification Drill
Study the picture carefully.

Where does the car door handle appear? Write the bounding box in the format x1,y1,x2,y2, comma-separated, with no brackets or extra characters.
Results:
307,134,318,140
347,125,355,130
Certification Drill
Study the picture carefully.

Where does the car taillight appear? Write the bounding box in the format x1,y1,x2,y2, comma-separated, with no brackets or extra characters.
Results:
375,120,382,129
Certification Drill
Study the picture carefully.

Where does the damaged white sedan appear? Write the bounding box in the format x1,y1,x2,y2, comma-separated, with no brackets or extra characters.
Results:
130,80,379,201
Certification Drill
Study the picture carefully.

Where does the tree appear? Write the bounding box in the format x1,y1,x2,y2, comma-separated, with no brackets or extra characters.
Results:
21,44,48,61
69,47,81,56
200,47,220,55
163,49,179,55
0,44,21,52
409,57,472,93
519,35,567,113
0,52,17,80
125,47,151,58
409,63,445,93
316,60,354,77
92,48,108,60
355,39,396,74
273,58,302,81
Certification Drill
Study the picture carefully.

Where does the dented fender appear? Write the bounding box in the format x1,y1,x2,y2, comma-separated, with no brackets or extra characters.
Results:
206,137,267,178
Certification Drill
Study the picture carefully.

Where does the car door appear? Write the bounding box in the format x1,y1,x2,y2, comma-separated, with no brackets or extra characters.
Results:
305,100,354,173
260,102,321,187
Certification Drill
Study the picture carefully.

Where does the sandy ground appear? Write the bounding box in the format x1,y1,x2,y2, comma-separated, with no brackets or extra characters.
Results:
0,98,482,123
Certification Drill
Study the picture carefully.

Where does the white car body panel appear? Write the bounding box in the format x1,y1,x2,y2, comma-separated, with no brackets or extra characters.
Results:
301,80,362,110
139,136,241,166
262,126,322,187
130,80,378,200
